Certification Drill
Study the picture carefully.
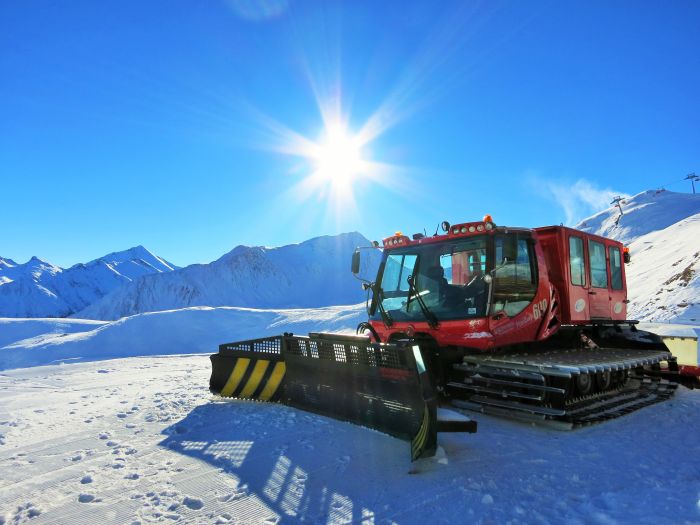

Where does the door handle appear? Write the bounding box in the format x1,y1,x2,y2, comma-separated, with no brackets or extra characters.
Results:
588,291,597,295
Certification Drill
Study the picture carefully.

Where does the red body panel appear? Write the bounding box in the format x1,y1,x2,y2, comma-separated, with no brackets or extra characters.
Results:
680,365,700,377
370,224,628,351
535,226,628,323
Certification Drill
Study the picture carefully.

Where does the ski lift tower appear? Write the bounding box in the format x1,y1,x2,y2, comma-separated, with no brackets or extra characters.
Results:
686,173,699,194
611,196,624,225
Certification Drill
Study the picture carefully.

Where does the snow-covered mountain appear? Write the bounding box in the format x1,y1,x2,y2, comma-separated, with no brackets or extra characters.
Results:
575,189,700,323
0,246,178,318
75,232,382,320
626,214,700,323
0,256,21,284
575,189,700,245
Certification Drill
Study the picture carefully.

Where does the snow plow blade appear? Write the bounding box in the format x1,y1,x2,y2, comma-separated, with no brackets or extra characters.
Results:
210,333,476,461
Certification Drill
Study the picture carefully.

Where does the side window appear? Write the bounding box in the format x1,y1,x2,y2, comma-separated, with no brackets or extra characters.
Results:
569,236,586,286
589,240,608,288
439,253,453,283
471,253,486,272
382,254,417,292
492,234,538,316
448,251,469,285
609,246,623,290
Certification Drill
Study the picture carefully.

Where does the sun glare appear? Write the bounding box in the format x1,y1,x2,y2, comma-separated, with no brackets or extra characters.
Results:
312,125,364,186
246,98,403,225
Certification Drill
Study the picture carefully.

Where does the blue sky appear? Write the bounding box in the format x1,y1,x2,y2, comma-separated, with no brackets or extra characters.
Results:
2,0,699,267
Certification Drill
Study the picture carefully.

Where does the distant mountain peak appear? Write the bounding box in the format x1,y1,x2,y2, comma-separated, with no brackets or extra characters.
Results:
0,257,18,268
99,245,151,262
0,245,179,318
216,232,372,263
74,231,381,320
26,256,61,270
91,245,178,272
125,245,152,257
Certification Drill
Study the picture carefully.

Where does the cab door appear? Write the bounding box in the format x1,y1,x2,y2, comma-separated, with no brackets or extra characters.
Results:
488,233,541,346
607,245,627,319
587,239,611,319
567,234,590,321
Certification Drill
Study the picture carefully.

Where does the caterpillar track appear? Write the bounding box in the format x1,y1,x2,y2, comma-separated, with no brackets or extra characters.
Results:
446,345,678,428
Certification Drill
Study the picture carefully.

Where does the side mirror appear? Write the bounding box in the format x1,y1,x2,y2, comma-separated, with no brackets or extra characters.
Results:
351,249,361,274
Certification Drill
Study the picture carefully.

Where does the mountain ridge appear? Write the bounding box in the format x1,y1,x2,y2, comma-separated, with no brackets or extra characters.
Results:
74,232,381,321
0,246,180,318
574,189,700,245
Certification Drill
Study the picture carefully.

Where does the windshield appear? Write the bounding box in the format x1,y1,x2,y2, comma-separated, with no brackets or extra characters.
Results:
371,237,489,322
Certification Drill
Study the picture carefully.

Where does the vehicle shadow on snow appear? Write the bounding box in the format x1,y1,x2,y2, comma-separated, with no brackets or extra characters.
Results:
159,399,460,524
159,390,700,525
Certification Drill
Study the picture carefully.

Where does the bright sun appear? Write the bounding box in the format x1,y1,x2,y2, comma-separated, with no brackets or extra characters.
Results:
250,105,394,219
311,124,365,187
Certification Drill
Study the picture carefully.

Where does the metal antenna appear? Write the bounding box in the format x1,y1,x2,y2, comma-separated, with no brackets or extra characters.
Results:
685,172,699,194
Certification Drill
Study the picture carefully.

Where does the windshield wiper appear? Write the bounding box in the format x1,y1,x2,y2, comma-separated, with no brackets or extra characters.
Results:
406,275,439,329
372,283,394,327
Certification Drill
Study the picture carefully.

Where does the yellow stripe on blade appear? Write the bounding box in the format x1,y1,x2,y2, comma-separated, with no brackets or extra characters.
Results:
258,362,286,401
220,358,251,397
239,360,270,399
411,405,430,460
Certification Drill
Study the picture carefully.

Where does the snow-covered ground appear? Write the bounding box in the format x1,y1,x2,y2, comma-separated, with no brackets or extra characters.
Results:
1,355,699,525
0,305,366,371
0,318,106,350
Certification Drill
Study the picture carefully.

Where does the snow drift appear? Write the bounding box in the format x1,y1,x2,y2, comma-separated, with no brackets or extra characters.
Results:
0,304,366,371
